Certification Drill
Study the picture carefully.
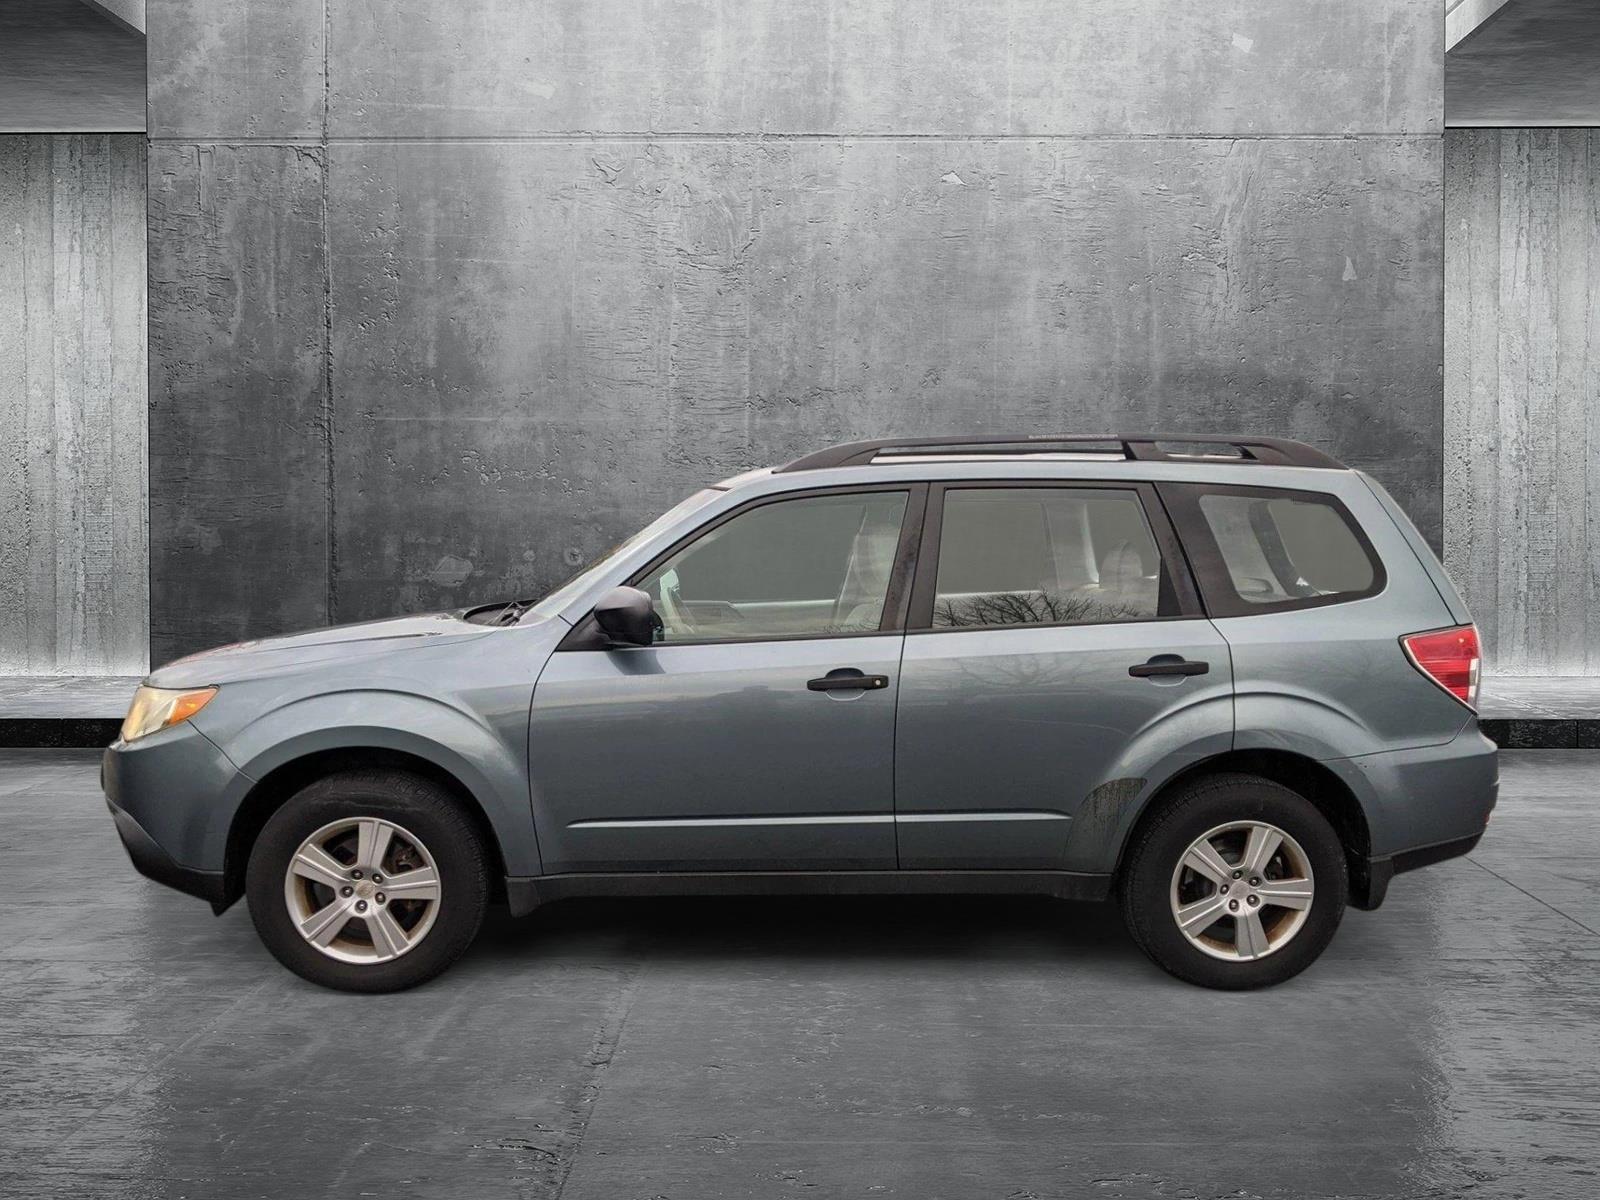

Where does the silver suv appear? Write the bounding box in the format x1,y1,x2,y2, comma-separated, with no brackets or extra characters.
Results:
103,435,1496,992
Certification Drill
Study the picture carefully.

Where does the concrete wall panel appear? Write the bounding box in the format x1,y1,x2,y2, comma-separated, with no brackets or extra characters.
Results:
0,135,148,676
1445,129,1600,676
329,135,1443,619
147,144,329,664
148,0,324,138
148,0,1445,659
332,0,1441,138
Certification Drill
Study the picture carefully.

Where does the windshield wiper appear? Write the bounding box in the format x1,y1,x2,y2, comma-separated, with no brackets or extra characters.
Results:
496,599,535,626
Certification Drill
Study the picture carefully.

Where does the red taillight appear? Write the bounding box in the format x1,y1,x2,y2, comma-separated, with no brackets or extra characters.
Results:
1402,625,1481,710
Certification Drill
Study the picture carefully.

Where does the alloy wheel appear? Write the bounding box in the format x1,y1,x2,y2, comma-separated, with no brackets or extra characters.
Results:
282,817,443,964
1168,820,1315,962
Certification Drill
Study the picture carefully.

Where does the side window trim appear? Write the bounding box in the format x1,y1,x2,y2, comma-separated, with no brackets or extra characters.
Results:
1156,481,1387,619
558,483,928,650
905,480,1205,633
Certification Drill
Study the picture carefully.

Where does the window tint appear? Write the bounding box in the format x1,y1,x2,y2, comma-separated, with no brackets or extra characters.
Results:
1196,491,1377,608
931,488,1168,628
638,491,908,642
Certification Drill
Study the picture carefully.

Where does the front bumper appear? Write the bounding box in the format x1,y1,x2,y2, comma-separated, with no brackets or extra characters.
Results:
101,722,247,909
106,796,228,908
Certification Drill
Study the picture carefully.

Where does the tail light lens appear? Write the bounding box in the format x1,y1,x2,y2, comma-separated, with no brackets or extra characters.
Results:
1402,625,1481,710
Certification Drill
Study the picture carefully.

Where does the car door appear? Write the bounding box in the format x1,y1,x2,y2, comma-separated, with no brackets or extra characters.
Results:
528,484,924,875
893,482,1233,869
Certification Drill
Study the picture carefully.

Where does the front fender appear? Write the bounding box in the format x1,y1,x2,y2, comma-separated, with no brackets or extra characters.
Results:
209,690,542,876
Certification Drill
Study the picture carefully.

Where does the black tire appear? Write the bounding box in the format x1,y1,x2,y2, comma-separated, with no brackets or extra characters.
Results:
246,770,490,992
1119,772,1347,990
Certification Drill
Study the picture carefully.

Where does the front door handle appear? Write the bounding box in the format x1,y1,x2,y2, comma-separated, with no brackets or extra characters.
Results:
1128,657,1209,679
807,670,890,692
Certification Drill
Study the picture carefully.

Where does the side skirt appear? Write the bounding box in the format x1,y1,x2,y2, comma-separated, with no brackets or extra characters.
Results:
502,869,1113,917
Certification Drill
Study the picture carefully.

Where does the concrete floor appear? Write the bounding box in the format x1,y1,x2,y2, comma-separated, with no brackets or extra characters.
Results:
1,752,1597,1198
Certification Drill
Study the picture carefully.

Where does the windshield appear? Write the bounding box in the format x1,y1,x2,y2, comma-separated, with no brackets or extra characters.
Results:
524,488,724,621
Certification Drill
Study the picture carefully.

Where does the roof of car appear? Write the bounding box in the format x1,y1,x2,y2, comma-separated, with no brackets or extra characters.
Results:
774,434,1345,473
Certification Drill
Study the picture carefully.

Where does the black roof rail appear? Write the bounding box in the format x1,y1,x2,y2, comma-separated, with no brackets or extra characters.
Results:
774,434,1346,473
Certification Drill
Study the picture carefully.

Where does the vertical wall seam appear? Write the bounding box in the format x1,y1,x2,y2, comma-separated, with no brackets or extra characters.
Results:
322,0,336,626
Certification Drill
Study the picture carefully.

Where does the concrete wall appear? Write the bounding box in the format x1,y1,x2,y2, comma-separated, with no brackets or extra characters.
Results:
1445,129,1600,676
148,0,1445,663
0,135,148,676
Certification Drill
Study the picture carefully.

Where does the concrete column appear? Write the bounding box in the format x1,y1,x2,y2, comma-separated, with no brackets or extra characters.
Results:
0,135,148,676
1445,128,1600,675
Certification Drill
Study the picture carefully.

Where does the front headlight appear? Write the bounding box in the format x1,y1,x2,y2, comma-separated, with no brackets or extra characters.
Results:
119,685,218,743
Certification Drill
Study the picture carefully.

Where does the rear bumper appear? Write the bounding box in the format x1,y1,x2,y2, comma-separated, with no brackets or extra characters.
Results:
106,797,228,909
1334,723,1497,910
1356,830,1484,911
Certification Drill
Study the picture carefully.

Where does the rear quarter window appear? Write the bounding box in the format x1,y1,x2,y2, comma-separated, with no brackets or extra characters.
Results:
1161,483,1384,617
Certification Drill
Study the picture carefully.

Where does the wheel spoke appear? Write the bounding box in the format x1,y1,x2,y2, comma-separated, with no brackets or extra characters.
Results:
1256,876,1314,911
380,865,439,901
1175,893,1230,936
1235,910,1271,959
290,843,350,890
365,905,410,959
356,819,394,873
1241,825,1283,876
1182,839,1234,886
299,898,354,947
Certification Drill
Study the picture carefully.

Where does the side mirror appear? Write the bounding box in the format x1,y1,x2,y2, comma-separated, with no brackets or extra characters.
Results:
592,586,657,648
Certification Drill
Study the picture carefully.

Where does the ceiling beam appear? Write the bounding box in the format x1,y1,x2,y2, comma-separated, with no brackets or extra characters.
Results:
1447,0,1516,52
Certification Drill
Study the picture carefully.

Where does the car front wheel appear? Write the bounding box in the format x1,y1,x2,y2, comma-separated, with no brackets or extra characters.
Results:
1119,772,1347,989
245,770,490,992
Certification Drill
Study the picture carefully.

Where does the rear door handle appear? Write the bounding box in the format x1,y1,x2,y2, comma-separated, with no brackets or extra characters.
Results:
807,671,890,692
1128,658,1209,678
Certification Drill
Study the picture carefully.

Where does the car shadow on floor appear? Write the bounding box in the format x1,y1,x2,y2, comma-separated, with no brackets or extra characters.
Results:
463,893,1146,972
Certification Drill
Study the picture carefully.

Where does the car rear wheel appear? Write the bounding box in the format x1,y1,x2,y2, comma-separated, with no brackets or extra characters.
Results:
246,770,490,992
1119,772,1347,989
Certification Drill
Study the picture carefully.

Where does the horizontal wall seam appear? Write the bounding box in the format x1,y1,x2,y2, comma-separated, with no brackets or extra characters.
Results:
146,132,1445,146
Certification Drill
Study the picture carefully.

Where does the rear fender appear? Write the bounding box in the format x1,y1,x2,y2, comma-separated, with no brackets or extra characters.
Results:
1059,694,1233,874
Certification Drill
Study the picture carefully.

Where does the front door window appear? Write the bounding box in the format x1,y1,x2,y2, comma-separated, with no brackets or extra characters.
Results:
637,491,909,642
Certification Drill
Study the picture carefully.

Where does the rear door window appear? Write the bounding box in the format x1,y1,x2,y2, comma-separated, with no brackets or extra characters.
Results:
1162,483,1384,617
925,487,1179,629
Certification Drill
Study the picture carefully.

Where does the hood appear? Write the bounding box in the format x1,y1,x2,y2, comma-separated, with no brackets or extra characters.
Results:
148,612,504,687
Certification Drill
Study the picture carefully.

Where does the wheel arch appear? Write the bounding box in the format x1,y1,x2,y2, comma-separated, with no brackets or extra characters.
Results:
220,746,510,912
1113,749,1379,908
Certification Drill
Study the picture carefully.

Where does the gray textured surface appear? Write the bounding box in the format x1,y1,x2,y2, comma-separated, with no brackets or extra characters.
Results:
1444,129,1600,676
1446,0,1600,125
0,136,148,676
1445,0,1513,52
0,677,142,718
148,0,1446,662
0,0,145,133
1,748,1596,1196
79,0,146,35
147,143,329,660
